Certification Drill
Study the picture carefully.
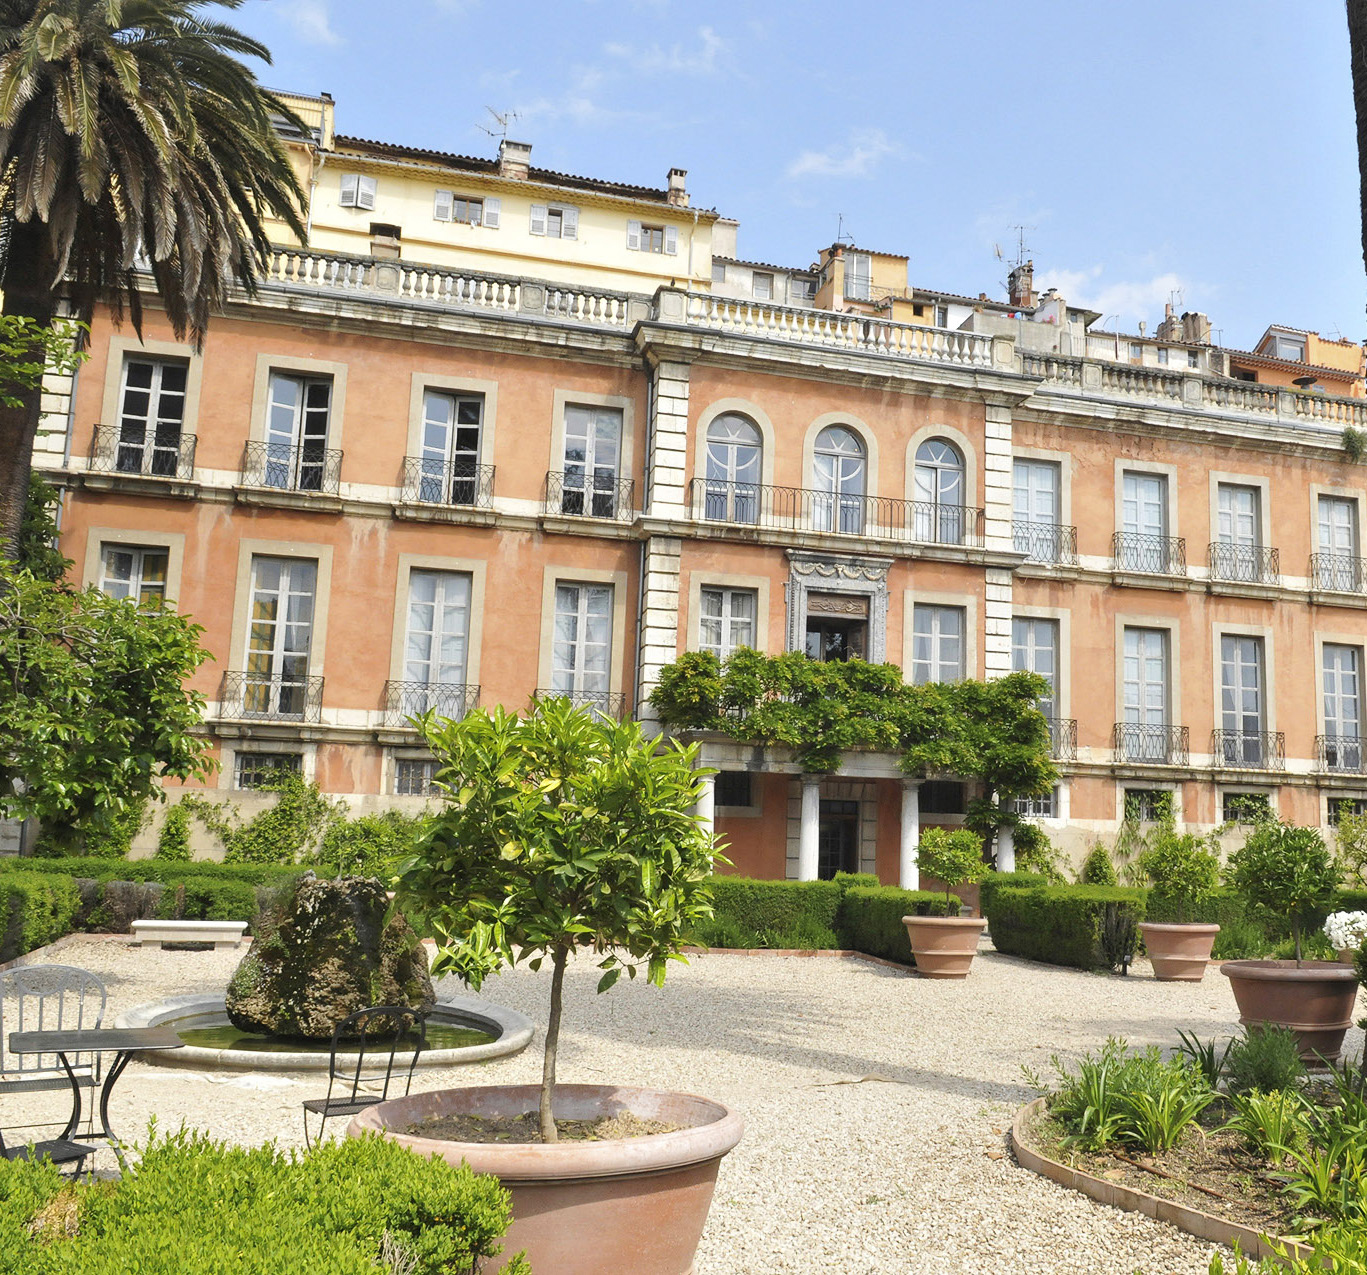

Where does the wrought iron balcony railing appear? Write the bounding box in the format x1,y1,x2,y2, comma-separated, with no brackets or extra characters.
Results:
384,680,480,726
1048,717,1078,761
1310,553,1367,593
219,670,324,723
89,423,196,479
240,440,342,495
400,457,495,508
1318,734,1367,774
1112,722,1190,766
543,470,634,521
532,688,627,719
1211,729,1286,771
1112,532,1187,577
1012,521,1078,566
686,479,985,547
1208,542,1280,586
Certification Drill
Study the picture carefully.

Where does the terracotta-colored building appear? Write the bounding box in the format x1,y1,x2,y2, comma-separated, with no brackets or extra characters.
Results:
27,92,1367,881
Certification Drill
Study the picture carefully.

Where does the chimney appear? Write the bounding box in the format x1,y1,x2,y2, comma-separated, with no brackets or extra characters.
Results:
498,139,532,180
1007,259,1036,309
667,167,689,208
1181,311,1212,345
1155,302,1182,343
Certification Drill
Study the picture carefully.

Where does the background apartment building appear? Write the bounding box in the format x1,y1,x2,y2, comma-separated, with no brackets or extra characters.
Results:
28,90,1367,881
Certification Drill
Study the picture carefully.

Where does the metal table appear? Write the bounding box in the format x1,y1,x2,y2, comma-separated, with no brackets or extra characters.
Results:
8,1026,183,1167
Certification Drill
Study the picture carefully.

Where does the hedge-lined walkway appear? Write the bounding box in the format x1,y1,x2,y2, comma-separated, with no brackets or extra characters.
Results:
5,934,1329,1274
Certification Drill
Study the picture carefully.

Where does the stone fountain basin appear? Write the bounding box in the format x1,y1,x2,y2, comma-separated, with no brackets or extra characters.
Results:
116,994,534,1071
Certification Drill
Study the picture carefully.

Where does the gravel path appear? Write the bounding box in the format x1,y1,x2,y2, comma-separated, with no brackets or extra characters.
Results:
9,935,1340,1275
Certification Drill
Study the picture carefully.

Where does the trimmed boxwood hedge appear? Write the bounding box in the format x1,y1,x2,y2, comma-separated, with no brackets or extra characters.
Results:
838,886,960,964
978,870,1053,914
985,884,1147,971
0,871,81,964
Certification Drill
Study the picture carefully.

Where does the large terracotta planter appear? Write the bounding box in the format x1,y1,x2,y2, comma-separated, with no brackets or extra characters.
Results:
1221,960,1360,1063
1138,921,1221,982
902,914,987,979
348,1083,743,1275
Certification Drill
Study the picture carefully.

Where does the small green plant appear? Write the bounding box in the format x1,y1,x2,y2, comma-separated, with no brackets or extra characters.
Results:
1176,1030,1231,1090
1344,424,1367,463
1224,1088,1309,1165
1284,1129,1367,1230
1334,810,1367,889
1012,822,1067,883
154,804,193,861
1227,822,1340,964
1138,826,1220,922
1225,1025,1306,1095
1079,842,1118,886
917,827,988,905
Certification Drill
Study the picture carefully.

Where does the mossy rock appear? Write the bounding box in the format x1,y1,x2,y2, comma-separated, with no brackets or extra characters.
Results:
225,874,433,1039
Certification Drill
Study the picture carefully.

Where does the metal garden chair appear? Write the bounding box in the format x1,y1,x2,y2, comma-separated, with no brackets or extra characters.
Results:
302,1005,428,1147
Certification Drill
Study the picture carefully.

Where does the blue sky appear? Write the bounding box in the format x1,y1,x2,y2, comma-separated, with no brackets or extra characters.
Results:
235,0,1364,351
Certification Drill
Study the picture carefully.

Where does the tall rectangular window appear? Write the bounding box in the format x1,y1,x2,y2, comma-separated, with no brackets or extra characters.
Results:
561,405,622,517
404,570,472,711
117,358,187,476
1324,643,1363,771
1216,483,1261,582
99,545,168,604
552,583,613,701
265,373,331,491
245,556,317,718
1119,471,1170,572
1011,617,1058,721
699,588,755,660
911,605,965,685
1121,626,1169,760
752,272,773,301
1319,495,1360,590
1013,459,1062,562
845,253,872,301
1219,635,1265,765
418,390,483,504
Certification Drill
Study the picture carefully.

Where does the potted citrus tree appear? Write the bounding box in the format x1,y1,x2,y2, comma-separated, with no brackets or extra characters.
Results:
350,699,743,1275
1136,827,1221,981
1222,822,1356,1062
903,827,989,978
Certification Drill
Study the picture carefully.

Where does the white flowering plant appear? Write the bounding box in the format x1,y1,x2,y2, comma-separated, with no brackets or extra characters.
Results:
1323,910,1367,953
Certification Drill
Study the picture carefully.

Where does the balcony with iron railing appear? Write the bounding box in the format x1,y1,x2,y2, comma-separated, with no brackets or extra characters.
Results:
1208,543,1280,587
240,441,342,495
687,479,985,548
1211,729,1286,771
1013,521,1078,566
543,471,635,522
384,681,480,727
532,688,627,719
1318,734,1367,774
1112,532,1187,577
1112,722,1190,766
219,671,324,723
1048,717,1078,761
399,458,495,508
1310,553,1367,594
89,424,196,480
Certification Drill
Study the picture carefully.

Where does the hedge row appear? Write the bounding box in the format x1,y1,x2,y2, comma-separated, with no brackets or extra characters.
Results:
0,871,81,964
0,856,306,886
985,884,1147,971
838,886,958,963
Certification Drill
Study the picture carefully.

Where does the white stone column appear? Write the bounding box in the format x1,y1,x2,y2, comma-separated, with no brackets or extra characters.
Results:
797,778,821,882
997,823,1016,873
694,771,715,841
899,780,921,890
634,534,682,732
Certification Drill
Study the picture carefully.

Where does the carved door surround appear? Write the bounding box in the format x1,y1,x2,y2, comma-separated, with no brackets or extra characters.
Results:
784,550,892,663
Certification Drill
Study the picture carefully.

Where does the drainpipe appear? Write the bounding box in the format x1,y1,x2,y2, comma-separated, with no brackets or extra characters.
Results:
305,146,327,241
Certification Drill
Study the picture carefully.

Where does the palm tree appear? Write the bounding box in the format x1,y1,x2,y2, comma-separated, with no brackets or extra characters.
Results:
0,0,307,556
1351,1,1367,278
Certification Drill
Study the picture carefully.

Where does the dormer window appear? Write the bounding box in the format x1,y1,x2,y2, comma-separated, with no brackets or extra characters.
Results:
339,173,376,210
1272,333,1307,362
433,190,500,227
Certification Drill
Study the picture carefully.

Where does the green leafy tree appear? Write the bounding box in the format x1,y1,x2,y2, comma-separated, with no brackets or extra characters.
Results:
1228,823,1340,964
396,699,721,1143
16,470,72,581
0,563,215,846
0,0,307,557
1138,826,1220,923
916,827,988,905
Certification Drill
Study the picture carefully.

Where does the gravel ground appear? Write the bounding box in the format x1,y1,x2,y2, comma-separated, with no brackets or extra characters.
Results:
8,934,1343,1275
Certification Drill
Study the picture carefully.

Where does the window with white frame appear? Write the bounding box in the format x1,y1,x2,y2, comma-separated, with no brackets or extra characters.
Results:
845,253,872,301
1318,495,1360,590
116,358,187,476
752,272,773,301
1121,626,1170,760
417,390,483,504
235,751,302,790
1011,617,1058,722
1324,643,1363,771
1157,347,1169,366
1219,634,1266,765
1188,350,1200,369
702,413,762,523
1013,458,1062,562
911,605,965,685
1012,787,1058,819
1119,471,1172,572
99,544,168,604
404,570,472,714
433,190,499,227
264,372,332,491
395,758,440,797
244,556,317,718
530,203,577,239
812,425,865,534
551,583,613,702
627,221,676,254
699,587,756,660
1215,483,1263,582
339,173,376,210
560,404,623,517
913,438,966,544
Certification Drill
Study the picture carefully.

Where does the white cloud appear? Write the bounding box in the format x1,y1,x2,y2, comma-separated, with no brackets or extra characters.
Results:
786,129,900,180
603,26,727,76
1038,266,1195,330
279,0,341,46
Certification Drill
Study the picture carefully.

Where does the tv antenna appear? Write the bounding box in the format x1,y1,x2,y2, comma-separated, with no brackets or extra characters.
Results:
478,107,520,141
1008,225,1033,267
1168,287,1185,313
835,213,855,247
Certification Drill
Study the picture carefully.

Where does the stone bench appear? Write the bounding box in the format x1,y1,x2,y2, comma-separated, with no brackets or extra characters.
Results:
130,920,248,950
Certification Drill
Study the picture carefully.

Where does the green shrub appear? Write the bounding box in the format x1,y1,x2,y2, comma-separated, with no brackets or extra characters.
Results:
1138,826,1220,922
154,804,192,861
1012,823,1067,882
979,870,1051,914
1228,822,1340,963
0,871,81,962
0,856,307,887
314,810,427,877
154,877,259,923
838,885,959,964
1225,1025,1306,1095
695,878,843,949
1,1128,526,1274
985,884,1147,971
1079,842,1118,886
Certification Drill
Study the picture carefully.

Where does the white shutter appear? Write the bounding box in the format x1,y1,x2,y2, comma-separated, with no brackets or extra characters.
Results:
529,204,548,236
357,175,377,211
627,220,642,251
482,197,500,229
433,189,453,222
561,206,578,240
664,225,678,255
339,173,359,207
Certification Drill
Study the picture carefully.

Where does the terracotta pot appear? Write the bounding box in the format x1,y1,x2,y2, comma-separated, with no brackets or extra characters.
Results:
348,1083,743,1275
1138,921,1221,982
902,914,987,979
1220,960,1361,1063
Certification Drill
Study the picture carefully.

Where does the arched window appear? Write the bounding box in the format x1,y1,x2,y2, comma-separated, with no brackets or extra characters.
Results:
703,414,762,523
914,437,966,544
812,425,865,533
